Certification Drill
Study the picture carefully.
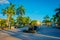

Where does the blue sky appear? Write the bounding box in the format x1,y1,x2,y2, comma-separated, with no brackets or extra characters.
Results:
0,0,60,21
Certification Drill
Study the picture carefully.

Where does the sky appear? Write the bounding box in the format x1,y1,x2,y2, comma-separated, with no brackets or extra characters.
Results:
0,0,60,21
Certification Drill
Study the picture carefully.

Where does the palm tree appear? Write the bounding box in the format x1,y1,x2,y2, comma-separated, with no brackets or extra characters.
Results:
16,5,25,27
16,5,25,17
55,8,60,17
52,15,57,23
43,15,51,26
44,15,50,20
10,17,15,26
55,7,60,26
26,17,31,24
16,16,22,24
43,15,50,23
2,3,15,29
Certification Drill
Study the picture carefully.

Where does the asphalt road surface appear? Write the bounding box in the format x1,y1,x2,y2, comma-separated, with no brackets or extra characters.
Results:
0,26,60,40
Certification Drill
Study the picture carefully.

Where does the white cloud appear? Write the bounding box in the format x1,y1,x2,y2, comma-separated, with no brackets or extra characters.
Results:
0,0,10,4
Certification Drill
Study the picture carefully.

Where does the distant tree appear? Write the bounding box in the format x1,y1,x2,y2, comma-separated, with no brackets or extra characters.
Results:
0,18,2,27
43,15,51,23
43,15,52,26
31,20,41,26
0,19,6,28
16,16,31,26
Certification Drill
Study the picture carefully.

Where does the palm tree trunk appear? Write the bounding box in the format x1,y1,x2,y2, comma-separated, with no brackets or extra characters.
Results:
7,15,11,29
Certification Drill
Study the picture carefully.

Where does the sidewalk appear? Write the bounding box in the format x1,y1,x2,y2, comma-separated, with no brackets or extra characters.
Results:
0,31,20,40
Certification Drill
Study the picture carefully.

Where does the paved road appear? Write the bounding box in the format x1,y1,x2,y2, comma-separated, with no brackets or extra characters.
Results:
0,26,60,40
38,25,60,37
